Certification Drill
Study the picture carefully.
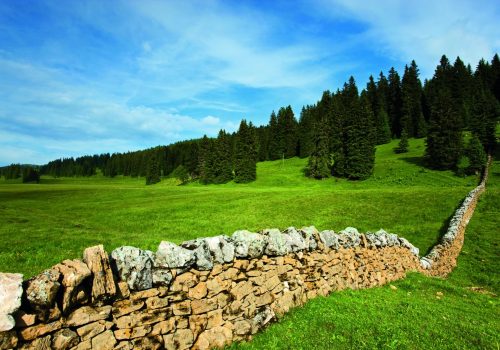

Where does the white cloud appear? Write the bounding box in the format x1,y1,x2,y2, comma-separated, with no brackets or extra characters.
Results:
318,0,500,77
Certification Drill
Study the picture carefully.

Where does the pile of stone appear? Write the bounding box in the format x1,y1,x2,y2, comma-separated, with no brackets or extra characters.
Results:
0,226,422,350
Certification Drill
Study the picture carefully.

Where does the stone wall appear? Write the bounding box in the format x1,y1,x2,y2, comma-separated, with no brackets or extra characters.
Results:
0,158,490,350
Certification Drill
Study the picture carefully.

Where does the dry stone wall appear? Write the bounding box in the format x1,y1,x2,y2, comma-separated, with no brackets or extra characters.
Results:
0,158,490,350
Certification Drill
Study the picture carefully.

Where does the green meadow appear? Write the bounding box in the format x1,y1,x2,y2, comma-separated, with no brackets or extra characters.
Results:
0,138,478,277
0,138,498,348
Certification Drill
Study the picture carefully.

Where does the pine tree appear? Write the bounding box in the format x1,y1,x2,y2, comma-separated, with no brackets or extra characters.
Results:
425,88,463,170
394,128,409,153
366,76,391,144
298,106,316,158
343,77,376,179
307,118,331,179
213,130,233,184
234,120,257,183
22,167,40,183
145,155,161,185
401,61,426,137
466,135,487,175
470,87,499,152
267,111,281,160
387,67,403,137
198,135,216,184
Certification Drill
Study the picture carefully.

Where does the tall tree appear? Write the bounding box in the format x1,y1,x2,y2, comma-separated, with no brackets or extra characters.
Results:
213,130,233,184
366,76,391,144
470,87,500,152
145,155,161,185
465,134,487,175
425,88,463,170
387,67,403,137
267,111,281,160
307,118,331,179
198,135,216,184
234,120,257,183
298,105,316,158
401,61,426,137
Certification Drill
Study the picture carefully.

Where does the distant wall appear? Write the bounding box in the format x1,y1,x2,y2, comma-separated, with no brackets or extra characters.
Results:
0,157,490,350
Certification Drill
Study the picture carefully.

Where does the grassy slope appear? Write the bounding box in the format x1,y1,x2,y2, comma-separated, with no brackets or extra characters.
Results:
230,151,500,349
0,139,477,278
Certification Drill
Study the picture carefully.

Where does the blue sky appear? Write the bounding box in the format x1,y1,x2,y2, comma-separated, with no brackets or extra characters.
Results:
0,0,499,166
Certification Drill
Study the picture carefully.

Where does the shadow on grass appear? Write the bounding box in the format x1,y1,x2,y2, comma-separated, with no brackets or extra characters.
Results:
400,156,425,167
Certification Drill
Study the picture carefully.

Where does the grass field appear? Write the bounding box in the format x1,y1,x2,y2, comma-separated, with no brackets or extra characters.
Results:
0,138,478,277
230,149,500,350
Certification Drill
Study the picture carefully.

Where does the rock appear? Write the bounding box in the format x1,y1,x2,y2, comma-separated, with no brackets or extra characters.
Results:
15,311,37,327
0,330,18,349
91,330,116,350
262,229,289,256
52,328,78,350
114,325,151,340
25,269,61,320
70,339,91,350
206,309,223,329
19,320,62,341
76,320,107,341
115,308,172,329
152,269,173,287
155,241,195,270
338,227,361,248
252,306,274,332
19,334,51,350
204,236,235,264
191,298,218,315
188,282,208,299
300,226,318,251
0,273,23,329
283,227,307,252
64,305,111,327
181,239,213,270
194,326,232,350
233,320,252,335
231,230,266,258
111,246,154,291
53,259,92,313
318,230,340,249
0,314,15,333
163,329,194,350
83,245,116,303
420,257,432,269
172,300,191,316
231,281,253,300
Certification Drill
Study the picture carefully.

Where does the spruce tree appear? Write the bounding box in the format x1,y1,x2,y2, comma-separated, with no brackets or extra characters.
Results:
401,61,426,137
466,135,487,175
22,167,40,183
213,130,233,184
307,118,331,179
343,77,376,179
298,106,316,158
267,111,281,160
425,88,463,170
198,135,216,184
470,87,499,151
394,128,409,153
145,155,161,185
366,76,391,144
387,67,403,137
234,120,257,183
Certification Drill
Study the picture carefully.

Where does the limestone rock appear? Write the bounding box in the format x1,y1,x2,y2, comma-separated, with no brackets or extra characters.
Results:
152,269,173,287
252,306,274,333
232,230,266,258
283,227,307,252
53,259,92,313
91,330,116,350
194,326,232,350
83,245,116,303
52,328,78,350
204,236,235,264
0,273,23,328
114,325,151,340
76,320,107,341
0,314,14,334
15,311,37,327
19,320,62,341
188,282,208,299
319,230,340,249
0,329,18,349
181,239,213,270
111,246,154,291
155,241,195,270
191,298,217,315
64,305,111,327
262,229,289,256
338,227,361,248
233,320,252,335
25,269,61,320
299,226,318,251
163,329,194,350
19,334,51,350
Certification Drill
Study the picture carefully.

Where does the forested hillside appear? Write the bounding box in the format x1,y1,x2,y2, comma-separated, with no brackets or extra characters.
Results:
2,54,498,184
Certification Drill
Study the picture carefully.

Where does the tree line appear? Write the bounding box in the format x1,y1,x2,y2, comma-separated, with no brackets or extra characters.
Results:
2,53,498,184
